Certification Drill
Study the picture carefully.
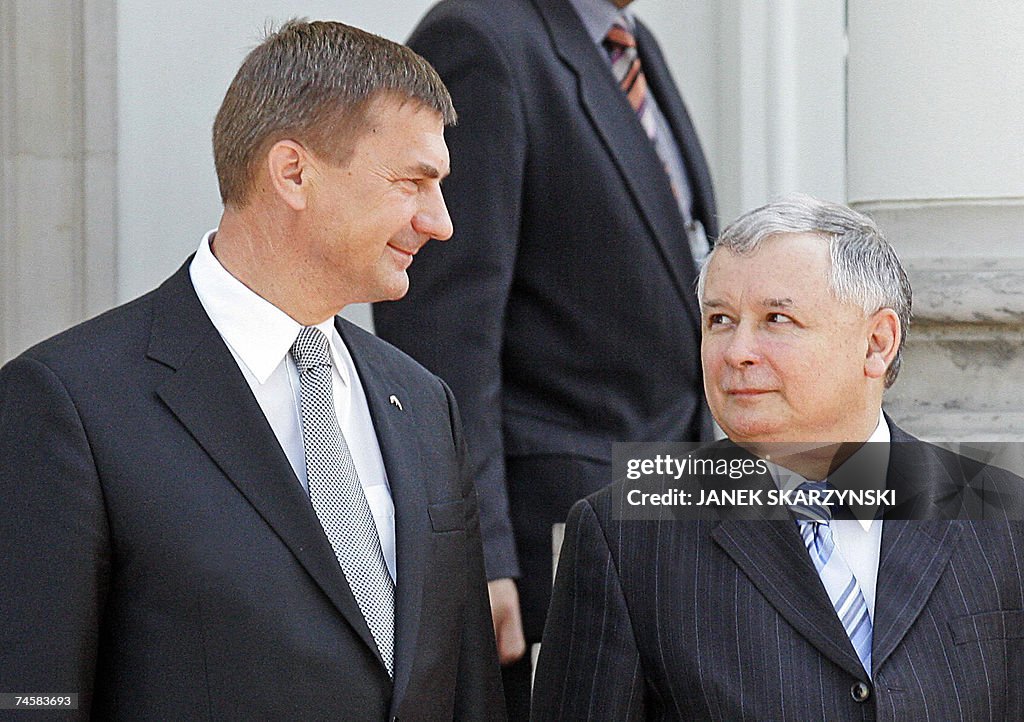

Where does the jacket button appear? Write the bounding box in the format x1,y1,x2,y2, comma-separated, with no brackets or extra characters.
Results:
851,681,871,703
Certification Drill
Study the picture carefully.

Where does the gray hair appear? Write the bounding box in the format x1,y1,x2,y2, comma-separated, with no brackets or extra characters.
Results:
213,19,456,207
697,193,912,387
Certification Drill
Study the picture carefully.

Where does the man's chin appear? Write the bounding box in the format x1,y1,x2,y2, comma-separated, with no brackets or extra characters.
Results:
716,414,785,446
379,273,411,302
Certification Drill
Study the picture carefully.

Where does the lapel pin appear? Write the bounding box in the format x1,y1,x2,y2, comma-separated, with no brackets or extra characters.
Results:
388,394,404,411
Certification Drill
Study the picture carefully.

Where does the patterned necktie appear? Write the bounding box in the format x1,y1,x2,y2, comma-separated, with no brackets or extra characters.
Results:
792,480,873,676
603,19,657,141
290,326,395,677
603,16,699,236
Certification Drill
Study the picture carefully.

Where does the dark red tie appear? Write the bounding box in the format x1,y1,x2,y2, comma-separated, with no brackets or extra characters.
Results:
603,20,657,141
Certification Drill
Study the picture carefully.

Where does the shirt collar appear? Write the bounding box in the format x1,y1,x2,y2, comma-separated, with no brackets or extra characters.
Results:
568,0,634,48
766,410,890,530
189,230,350,387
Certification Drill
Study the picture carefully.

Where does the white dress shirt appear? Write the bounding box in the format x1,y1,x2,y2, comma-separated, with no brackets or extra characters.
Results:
769,412,890,618
189,230,397,581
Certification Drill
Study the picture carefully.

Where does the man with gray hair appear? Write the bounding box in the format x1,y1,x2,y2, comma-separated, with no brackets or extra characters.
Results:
0,20,503,719
533,194,1024,719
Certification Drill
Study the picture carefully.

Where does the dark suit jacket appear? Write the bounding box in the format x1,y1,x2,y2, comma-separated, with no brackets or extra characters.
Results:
533,424,1024,720
373,0,716,640
0,263,504,720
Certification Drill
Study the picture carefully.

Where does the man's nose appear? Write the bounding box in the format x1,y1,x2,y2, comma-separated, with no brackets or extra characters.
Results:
414,185,454,242
722,322,760,367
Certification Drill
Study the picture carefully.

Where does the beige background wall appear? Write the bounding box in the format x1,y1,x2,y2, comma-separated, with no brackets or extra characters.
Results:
3,0,1023,447
847,0,1024,447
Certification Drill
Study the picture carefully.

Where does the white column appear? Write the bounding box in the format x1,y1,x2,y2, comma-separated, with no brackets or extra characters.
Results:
847,1,1024,445
0,0,117,362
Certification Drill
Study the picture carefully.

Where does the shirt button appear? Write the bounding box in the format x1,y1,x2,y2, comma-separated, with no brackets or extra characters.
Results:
851,681,871,703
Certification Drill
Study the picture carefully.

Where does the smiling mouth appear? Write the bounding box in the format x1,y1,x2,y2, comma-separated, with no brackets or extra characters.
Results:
726,389,774,396
387,244,417,257
387,244,420,269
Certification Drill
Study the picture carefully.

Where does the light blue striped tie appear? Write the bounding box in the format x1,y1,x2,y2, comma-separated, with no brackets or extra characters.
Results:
793,480,873,676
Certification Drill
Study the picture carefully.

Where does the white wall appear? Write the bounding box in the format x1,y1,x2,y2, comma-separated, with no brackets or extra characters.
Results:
847,1,1024,203
845,0,1024,447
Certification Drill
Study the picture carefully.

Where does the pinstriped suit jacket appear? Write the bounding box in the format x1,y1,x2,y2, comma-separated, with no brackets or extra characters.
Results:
532,424,1024,720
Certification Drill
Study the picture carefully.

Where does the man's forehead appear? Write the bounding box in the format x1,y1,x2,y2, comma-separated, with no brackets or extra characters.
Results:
707,235,829,282
702,236,834,307
727,232,829,260
360,94,445,136
358,99,451,174
701,293,802,310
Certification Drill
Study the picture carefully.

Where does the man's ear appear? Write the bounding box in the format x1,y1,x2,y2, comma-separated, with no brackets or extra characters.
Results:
266,140,310,211
864,308,900,380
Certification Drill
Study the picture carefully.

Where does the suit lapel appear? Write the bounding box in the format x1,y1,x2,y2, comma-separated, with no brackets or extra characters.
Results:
337,321,429,713
711,518,869,680
713,427,968,679
707,446,866,677
871,427,965,673
147,264,386,670
634,21,717,238
532,0,701,325
871,520,962,674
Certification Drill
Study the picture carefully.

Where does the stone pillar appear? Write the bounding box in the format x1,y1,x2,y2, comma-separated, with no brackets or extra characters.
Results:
847,2,1024,457
0,0,117,362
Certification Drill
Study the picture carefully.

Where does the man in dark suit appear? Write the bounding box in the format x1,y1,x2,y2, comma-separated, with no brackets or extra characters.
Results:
0,20,503,720
533,195,1024,719
372,1,716,712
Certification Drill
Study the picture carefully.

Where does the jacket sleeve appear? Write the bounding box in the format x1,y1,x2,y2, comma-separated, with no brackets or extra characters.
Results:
444,379,508,720
530,498,647,721
373,8,527,581
0,355,110,718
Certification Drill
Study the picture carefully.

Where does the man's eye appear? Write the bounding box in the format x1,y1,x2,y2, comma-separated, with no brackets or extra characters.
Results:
707,314,731,326
766,312,792,323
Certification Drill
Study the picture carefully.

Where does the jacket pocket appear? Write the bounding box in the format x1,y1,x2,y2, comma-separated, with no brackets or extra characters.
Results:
428,499,466,532
949,610,1024,645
